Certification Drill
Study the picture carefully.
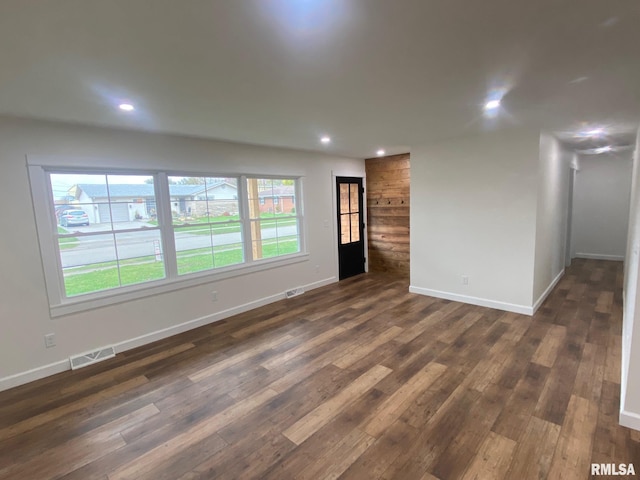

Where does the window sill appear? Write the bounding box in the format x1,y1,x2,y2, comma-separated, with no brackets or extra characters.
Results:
49,252,309,318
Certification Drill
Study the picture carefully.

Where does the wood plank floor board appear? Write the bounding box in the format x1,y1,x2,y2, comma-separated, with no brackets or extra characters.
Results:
341,418,421,479
215,364,361,446
430,382,511,479
493,320,550,390
378,385,483,479
258,388,387,480
283,364,392,445
505,415,562,480
546,394,599,480
0,258,636,479
491,362,551,442
460,431,517,480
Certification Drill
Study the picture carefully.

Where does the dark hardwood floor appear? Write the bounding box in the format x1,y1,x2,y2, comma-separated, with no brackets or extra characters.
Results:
1,259,638,479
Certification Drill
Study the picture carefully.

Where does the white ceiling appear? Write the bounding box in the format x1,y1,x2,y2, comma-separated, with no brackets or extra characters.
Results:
0,0,638,158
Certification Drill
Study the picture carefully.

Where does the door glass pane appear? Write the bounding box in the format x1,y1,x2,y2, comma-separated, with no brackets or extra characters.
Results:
349,184,359,213
350,213,360,242
340,215,350,244
340,184,350,214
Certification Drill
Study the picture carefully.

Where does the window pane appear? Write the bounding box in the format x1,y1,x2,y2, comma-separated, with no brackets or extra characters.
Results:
51,173,105,228
340,215,350,244
173,200,206,225
105,175,155,228
208,200,240,223
115,231,166,286
168,177,240,225
213,241,244,267
251,219,289,259
349,184,359,213
50,173,156,231
64,268,120,297
276,219,300,255
247,178,300,260
206,177,239,218
174,218,244,275
340,184,350,214
60,233,119,297
59,233,117,268
350,213,360,242
212,225,244,267
175,224,214,275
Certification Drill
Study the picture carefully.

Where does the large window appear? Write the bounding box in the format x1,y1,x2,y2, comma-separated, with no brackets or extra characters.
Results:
30,167,305,315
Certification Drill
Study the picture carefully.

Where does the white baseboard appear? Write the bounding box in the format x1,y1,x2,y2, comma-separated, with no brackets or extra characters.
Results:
0,360,70,392
574,253,625,261
620,410,640,431
408,286,533,316
0,276,337,393
532,270,565,314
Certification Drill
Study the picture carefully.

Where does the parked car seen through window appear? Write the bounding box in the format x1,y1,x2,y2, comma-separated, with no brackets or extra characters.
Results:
59,209,89,227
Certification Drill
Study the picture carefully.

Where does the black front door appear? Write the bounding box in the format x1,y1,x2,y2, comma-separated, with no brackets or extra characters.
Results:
336,177,365,280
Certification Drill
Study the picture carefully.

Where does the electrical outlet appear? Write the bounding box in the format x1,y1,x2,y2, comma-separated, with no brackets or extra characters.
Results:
44,333,56,348
211,291,218,302
462,275,469,285
315,265,320,273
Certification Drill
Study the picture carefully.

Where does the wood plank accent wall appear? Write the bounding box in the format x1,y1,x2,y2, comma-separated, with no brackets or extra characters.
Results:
365,153,410,276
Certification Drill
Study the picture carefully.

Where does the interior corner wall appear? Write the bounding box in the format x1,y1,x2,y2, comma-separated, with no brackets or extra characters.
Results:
571,152,633,261
532,133,571,307
0,116,364,390
621,128,640,430
409,128,540,314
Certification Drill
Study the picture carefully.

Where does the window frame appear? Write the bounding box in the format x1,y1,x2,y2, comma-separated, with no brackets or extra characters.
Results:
28,163,308,317
244,177,303,262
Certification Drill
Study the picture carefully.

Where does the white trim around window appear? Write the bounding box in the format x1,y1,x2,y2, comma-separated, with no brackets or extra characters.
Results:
27,163,307,317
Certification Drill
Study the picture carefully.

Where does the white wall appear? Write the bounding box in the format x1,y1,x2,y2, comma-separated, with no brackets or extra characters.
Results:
571,152,633,261
0,116,364,389
409,128,540,313
621,129,640,430
533,133,572,306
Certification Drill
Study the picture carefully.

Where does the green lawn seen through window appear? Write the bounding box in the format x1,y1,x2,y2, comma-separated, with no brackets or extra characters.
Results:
63,237,299,297
58,227,79,250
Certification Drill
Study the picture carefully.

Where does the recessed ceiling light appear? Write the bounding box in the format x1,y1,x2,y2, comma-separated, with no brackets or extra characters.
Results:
376,149,386,156
595,145,613,153
320,136,331,144
573,127,606,139
568,76,588,84
484,99,501,111
586,128,604,137
119,103,135,112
